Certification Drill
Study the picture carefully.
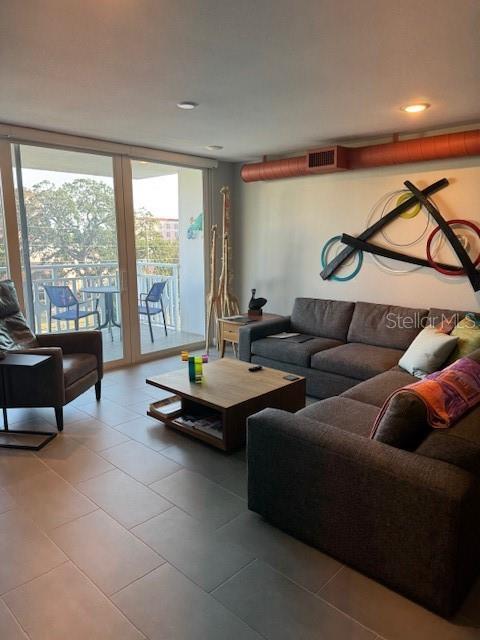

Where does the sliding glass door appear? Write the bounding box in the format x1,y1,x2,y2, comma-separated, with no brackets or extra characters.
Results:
0,139,207,367
12,144,125,363
130,160,205,356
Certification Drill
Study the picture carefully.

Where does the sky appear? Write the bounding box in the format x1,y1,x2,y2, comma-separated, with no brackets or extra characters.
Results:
20,169,179,219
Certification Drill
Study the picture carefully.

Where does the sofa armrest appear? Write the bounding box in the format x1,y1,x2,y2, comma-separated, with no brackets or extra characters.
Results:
238,316,291,362
6,347,65,406
247,409,480,616
37,330,103,378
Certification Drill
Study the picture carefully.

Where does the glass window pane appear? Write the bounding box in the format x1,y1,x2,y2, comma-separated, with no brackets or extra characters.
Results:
12,144,124,363
131,160,205,354
0,179,9,279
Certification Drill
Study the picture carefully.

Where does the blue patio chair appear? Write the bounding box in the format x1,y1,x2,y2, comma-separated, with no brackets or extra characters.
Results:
138,281,168,342
44,285,100,332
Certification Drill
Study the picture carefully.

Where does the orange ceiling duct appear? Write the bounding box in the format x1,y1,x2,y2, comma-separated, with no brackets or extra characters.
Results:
240,129,480,182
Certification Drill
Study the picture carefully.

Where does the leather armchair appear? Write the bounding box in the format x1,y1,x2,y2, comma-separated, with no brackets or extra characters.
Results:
0,281,103,430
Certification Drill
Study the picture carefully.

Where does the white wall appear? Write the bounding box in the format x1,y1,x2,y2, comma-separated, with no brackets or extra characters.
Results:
178,168,204,335
233,156,480,315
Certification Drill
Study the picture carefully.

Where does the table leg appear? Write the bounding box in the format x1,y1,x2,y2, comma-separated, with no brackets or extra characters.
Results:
0,366,56,451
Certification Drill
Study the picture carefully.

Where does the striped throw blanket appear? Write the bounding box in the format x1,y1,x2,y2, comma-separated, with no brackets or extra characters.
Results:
372,356,480,434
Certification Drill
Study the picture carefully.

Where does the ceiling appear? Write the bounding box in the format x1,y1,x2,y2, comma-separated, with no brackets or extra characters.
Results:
0,0,479,162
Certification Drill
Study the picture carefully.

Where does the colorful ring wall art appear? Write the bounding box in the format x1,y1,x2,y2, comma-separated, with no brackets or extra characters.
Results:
321,235,363,281
319,178,480,292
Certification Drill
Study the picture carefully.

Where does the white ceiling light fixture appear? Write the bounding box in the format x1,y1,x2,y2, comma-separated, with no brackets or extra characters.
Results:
206,145,223,151
176,101,198,110
401,103,430,113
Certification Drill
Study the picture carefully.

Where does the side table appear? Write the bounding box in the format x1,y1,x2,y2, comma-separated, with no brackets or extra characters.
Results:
0,353,57,451
218,313,283,358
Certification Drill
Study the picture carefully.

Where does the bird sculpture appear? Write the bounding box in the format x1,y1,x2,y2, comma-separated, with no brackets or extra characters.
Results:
248,289,267,316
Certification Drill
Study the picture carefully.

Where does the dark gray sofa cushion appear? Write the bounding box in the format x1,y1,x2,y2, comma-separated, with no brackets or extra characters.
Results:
347,301,428,350
341,367,419,407
311,343,404,381
250,355,358,398
251,335,342,368
416,431,480,477
297,397,378,437
290,298,355,341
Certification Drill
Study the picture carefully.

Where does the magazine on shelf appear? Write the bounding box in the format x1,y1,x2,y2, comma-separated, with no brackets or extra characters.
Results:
149,397,182,419
174,413,223,439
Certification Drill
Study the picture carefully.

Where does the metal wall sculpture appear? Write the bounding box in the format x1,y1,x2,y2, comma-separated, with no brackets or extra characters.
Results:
320,178,480,292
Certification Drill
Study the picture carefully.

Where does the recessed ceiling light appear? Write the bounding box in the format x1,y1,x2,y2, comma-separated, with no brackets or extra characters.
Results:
401,103,430,113
177,101,198,110
206,145,223,151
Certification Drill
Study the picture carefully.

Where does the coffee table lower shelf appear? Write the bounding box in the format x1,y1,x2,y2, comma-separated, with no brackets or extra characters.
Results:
147,406,228,450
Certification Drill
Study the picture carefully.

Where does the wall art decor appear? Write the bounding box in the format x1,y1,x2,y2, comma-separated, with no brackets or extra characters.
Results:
320,178,480,292
187,212,203,239
205,186,240,352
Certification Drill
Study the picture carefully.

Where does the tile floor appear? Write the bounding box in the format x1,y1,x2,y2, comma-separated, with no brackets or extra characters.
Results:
0,352,479,639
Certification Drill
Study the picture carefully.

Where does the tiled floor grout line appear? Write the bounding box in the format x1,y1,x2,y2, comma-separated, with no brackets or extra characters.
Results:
1,558,70,600
210,557,258,595
216,556,380,639
112,558,270,640
107,563,166,599
1,596,32,640
125,504,176,531
313,589,381,637
61,561,151,640
315,564,345,594
43,510,166,601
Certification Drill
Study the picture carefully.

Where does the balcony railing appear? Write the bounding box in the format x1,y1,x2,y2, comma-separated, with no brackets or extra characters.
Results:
29,261,180,333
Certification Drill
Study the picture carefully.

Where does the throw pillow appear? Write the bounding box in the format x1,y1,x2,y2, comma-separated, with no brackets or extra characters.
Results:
399,326,458,377
371,391,430,450
447,314,480,362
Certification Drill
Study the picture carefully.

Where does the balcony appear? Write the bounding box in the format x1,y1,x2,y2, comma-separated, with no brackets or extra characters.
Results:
28,260,204,361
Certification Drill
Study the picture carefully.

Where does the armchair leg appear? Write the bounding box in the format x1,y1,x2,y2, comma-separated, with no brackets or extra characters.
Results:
147,310,154,343
95,381,102,401
54,407,64,431
160,298,168,336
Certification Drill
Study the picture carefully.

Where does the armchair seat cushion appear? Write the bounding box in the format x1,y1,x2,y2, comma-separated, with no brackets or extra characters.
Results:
311,343,404,380
63,353,98,387
251,336,342,368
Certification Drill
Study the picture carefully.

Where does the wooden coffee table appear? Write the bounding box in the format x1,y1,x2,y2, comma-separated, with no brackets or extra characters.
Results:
146,358,305,452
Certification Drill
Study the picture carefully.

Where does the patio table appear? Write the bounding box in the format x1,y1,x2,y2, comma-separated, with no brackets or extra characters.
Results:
81,286,120,337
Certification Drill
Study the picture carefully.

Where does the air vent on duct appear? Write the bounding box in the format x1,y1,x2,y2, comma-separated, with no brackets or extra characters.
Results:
307,146,349,173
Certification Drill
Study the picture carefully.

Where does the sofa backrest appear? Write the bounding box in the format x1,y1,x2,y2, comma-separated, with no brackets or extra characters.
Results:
427,307,480,327
347,301,428,350
290,298,355,341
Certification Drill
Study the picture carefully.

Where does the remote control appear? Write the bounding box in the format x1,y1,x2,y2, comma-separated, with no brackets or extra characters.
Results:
249,365,263,372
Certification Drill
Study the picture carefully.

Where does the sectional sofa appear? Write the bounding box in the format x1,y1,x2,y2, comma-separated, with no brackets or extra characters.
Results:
239,298,480,617
239,297,436,398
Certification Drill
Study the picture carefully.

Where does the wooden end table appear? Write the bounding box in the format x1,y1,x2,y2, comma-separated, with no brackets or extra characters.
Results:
218,313,283,358
146,358,305,452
